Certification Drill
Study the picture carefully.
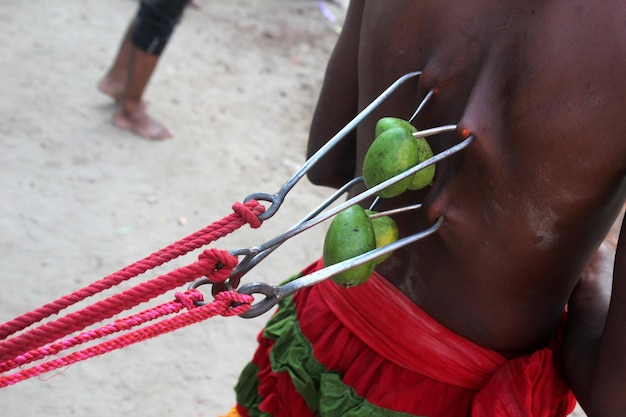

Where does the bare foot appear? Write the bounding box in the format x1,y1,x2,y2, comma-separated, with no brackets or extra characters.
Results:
112,101,173,140
98,76,125,101
98,77,150,111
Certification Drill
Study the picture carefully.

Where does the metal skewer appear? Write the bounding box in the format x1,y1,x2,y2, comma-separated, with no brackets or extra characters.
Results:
237,216,444,318
228,134,471,283
188,71,475,318
245,71,423,221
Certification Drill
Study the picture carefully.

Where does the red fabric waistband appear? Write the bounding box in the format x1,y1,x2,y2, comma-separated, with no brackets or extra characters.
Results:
304,258,507,390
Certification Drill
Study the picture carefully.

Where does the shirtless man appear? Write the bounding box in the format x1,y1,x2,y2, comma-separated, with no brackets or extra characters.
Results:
98,0,191,140
232,1,625,416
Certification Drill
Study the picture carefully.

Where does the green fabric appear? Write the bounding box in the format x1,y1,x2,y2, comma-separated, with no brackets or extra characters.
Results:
235,291,426,417
319,373,422,417
265,294,328,413
235,361,265,416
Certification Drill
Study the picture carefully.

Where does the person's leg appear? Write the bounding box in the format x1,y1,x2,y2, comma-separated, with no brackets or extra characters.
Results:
108,0,190,139
98,18,137,101
112,45,172,139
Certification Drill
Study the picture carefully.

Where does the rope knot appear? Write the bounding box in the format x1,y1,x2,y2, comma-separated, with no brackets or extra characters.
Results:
197,248,238,283
175,289,204,310
232,200,265,229
213,291,254,317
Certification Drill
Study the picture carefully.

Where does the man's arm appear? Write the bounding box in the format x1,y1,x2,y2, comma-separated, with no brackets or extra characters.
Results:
305,0,365,189
586,217,626,415
563,240,613,405
565,215,626,416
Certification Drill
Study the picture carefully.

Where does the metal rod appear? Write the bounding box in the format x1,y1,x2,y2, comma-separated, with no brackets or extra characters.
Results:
413,124,457,138
238,216,444,318
368,203,423,219
247,71,423,221
409,90,434,123
230,134,473,283
229,177,364,282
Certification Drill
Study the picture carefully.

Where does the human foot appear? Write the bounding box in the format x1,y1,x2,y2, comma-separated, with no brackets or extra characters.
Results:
98,77,149,110
112,101,173,140
98,76,125,101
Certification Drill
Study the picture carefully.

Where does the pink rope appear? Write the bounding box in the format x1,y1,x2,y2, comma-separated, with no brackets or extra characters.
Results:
0,290,204,373
0,290,253,388
0,200,264,341
0,248,238,362
0,199,267,384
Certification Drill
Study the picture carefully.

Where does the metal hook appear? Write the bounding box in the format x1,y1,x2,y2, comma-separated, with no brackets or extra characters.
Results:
186,70,475,316
238,216,445,318
230,177,365,285
188,202,426,310
188,134,473,308
245,71,423,221
230,133,473,286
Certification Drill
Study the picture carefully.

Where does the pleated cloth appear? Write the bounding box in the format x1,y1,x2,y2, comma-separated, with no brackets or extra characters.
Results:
233,259,576,417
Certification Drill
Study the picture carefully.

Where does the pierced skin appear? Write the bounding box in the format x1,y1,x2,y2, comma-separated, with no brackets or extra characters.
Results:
306,1,626,413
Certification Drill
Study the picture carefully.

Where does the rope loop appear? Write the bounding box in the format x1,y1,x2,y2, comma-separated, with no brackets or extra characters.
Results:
0,199,271,387
213,291,254,317
198,249,238,283
232,200,264,229
175,290,204,311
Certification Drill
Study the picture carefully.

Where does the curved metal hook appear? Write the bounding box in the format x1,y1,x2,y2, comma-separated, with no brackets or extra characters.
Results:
188,127,473,314
230,177,365,284
238,216,444,318
243,192,283,221
230,134,473,290
244,71,423,221
236,282,284,318
186,71,476,317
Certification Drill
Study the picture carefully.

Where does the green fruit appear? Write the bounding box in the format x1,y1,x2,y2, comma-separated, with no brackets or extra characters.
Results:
362,127,419,198
323,205,377,287
365,210,399,264
407,137,436,190
375,117,418,137
374,117,437,191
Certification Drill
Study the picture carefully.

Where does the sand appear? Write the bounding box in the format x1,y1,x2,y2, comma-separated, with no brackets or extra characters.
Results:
0,0,593,415
1,0,342,415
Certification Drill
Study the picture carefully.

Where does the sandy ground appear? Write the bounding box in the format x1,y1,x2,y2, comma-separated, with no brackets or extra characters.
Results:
0,0,343,415
0,0,607,415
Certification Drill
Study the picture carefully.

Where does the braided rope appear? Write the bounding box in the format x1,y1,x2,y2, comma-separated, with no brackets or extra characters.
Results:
0,200,264,341
0,291,253,388
0,200,266,385
0,290,205,373
0,249,237,363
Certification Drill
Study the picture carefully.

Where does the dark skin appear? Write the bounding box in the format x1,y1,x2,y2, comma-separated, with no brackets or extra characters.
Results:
307,1,626,415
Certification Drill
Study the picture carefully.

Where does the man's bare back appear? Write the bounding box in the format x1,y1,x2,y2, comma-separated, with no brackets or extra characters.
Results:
307,1,626,412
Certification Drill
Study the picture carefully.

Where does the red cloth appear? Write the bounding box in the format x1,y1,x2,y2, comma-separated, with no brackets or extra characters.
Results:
240,259,576,416
294,259,576,417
